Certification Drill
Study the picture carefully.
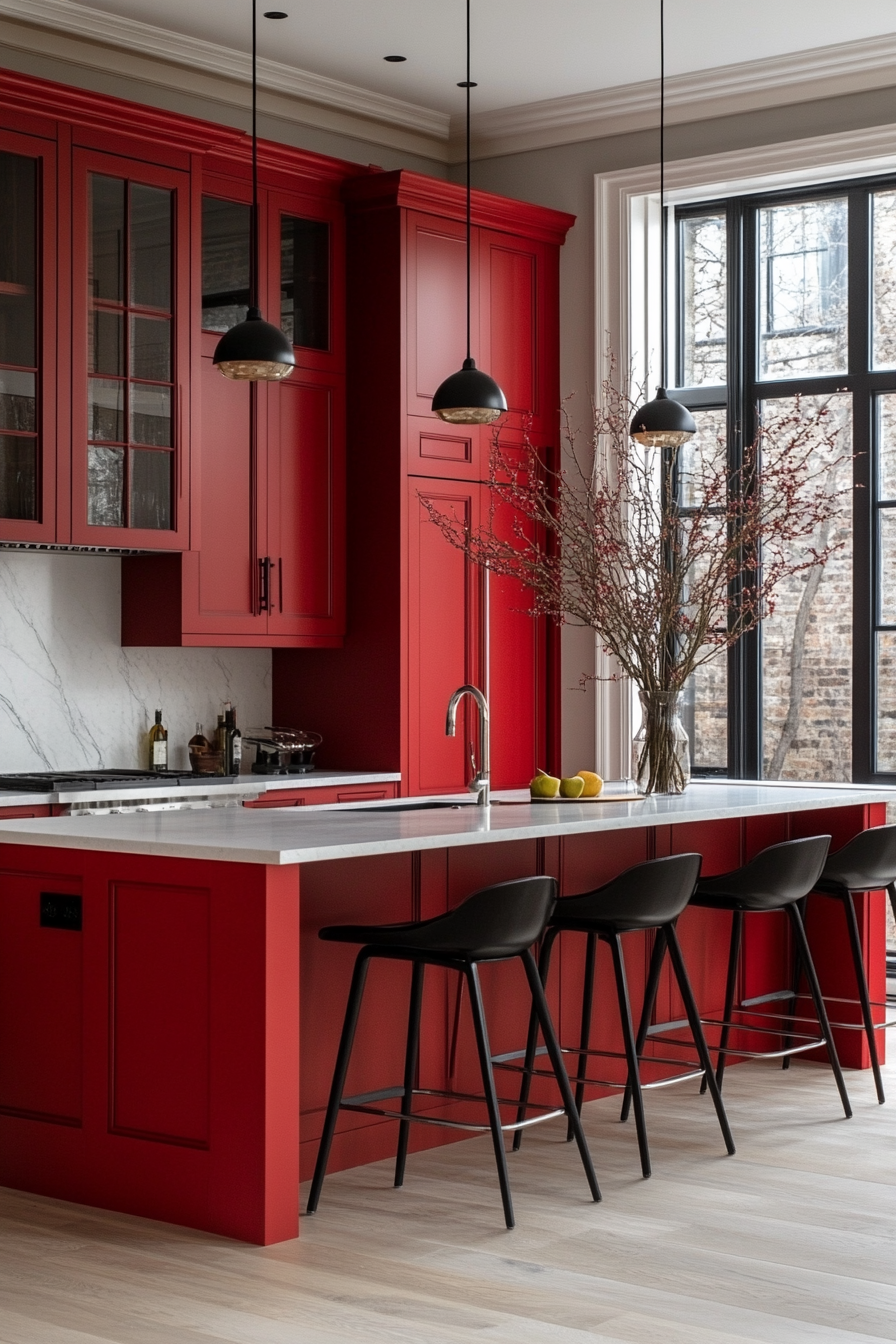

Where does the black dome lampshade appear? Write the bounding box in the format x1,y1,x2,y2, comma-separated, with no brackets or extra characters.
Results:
630,0,695,449
215,307,295,381
630,387,696,448
433,357,507,425
214,2,295,383
432,0,507,426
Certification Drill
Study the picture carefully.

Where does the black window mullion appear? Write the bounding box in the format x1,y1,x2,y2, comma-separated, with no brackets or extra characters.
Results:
728,196,761,780
849,188,873,780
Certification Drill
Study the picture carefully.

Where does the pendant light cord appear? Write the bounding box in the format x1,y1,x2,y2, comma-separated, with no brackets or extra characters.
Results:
465,0,472,364
659,0,665,387
250,0,259,314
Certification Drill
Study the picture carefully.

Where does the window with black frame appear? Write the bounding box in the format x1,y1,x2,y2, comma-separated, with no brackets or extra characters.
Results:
672,177,896,784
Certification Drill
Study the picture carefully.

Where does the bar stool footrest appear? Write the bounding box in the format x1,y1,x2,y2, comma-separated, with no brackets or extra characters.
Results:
340,1086,566,1134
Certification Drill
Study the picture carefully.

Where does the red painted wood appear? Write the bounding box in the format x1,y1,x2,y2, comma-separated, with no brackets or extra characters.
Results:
406,211,477,418
267,370,346,640
110,882,210,1145
0,869,82,1124
70,147,191,550
242,783,396,809
406,480,481,795
0,806,51,819
265,188,346,376
0,125,58,545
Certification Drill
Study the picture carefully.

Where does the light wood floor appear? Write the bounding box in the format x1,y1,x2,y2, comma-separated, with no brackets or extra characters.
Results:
1,1057,895,1344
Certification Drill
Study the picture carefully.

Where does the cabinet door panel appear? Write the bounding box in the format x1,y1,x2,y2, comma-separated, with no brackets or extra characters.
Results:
266,370,345,639
406,415,482,481
406,213,479,418
0,128,57,545
480,230,553,438
266,190,345,375
71,149,190,550
407,480,481,795
183,352,264,634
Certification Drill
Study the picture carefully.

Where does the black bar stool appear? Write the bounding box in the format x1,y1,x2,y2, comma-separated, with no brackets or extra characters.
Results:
688,835,853,1119
784,824,896,1105
513,854,735,1178
306,876,601,1230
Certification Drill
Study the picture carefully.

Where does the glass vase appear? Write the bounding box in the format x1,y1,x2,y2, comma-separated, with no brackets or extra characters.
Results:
632,689,691,795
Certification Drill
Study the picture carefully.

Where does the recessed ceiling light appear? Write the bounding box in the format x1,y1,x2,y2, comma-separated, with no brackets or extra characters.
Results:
264,10,288,17
383,55,407,62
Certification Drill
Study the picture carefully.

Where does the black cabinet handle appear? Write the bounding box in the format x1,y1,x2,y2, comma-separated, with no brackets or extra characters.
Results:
259,556,272,612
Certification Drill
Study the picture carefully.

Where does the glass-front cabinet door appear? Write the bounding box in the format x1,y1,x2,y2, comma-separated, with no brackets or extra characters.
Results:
71,150,190,548
0,129,56,544
267,190,343,375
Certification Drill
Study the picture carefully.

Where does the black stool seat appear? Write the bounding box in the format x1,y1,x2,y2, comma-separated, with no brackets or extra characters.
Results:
307,876,601,1230
787,825,896,1105
514,854,735,1179
689,836,852,1119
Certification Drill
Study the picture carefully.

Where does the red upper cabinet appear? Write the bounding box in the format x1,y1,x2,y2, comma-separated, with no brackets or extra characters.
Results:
70,148,192,549
479,229,553,438
0,126,57,546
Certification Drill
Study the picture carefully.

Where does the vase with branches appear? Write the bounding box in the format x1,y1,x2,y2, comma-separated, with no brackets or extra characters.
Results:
422,376,852,795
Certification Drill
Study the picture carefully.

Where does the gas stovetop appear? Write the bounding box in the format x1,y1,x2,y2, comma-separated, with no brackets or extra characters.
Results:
0,770,239,793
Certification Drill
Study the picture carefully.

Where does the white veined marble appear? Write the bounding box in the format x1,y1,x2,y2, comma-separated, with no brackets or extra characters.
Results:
0,551,271,772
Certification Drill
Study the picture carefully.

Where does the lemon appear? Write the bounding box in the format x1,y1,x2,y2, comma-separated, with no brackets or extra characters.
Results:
575,770,603,798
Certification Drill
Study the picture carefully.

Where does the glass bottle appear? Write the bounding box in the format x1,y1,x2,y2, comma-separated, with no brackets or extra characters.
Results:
224,704,242,776
148,708,168,773
188,721,210,751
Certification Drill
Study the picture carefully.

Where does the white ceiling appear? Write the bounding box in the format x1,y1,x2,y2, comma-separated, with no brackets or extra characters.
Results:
48,0,896,117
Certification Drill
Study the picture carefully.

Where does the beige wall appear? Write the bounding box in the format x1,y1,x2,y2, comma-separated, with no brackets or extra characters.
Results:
469,83,896,774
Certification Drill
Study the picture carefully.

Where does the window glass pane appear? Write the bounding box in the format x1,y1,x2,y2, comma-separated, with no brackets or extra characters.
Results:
129,184,171,311
681,213,726,387
88,377,124,442
759,198,848,380
0,434,36,519
0,153,36,369
872,191,896,369
130,448,171,529
281,215,329,349
89,309,123,376
876,632,896,770
0,369,36,432
130,384,170,447
202,196,250,332
90,175,125,304
877,392,896,501
760,394,852,780
87,445,124,526
879,509,896,623
682,658,728,771
130,315,171,381
679,405,726,509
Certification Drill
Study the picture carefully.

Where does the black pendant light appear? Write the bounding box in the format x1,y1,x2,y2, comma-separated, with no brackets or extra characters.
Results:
432,0,507,425
214,0,295,381
630,0,695,448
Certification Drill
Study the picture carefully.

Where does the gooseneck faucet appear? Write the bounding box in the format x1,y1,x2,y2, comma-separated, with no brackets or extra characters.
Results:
446,684,490,807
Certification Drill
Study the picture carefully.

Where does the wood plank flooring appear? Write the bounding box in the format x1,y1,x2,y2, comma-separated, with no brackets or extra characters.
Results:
0,1057,894,1343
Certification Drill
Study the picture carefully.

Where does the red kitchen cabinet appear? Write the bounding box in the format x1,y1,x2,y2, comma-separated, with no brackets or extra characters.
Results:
272,172,574,791
242,783,397,808
121,172,347,646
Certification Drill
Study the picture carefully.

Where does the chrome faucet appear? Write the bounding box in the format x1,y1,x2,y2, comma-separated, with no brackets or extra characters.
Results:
446,684,490,807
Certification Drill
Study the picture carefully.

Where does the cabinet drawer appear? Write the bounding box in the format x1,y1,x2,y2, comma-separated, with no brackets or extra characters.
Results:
406,417,483,481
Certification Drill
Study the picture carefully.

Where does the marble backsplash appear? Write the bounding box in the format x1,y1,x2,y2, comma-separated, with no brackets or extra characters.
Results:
0,552,271,773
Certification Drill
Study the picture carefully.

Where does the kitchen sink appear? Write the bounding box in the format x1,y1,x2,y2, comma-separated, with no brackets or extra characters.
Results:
350,800,478,813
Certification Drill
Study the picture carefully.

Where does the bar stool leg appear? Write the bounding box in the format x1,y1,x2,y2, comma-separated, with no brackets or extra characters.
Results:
395,960,426,1187
787,902,852,1119
621,928,667,1124
782,896,808,1071
608,932,651,1178
520,950,601,1204
702,909,742,1095
307,950,371,1215
513,926,560,1152
567,931,597,1141
665,924,736,1155
837,891,885,1104
466,962,515,1229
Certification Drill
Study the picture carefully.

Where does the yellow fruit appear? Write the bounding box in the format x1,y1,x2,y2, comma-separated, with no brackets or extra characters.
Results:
575,770,603,798
530,770,560,798
559,776,586,798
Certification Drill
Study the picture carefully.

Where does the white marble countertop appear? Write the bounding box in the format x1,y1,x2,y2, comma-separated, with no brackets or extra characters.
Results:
0,781,889,866
0,770,401,809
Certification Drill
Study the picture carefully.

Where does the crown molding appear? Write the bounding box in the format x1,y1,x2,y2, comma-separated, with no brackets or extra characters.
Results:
464,31,896,161
0,0,450,160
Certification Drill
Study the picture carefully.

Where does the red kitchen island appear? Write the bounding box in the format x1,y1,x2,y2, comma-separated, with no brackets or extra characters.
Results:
0,782,889,1244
